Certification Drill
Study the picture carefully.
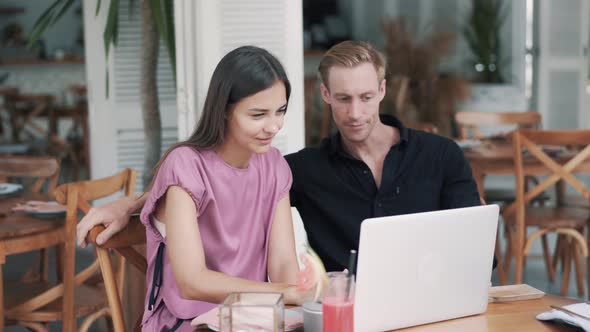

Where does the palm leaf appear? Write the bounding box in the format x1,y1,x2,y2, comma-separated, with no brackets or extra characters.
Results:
51,0,76,25
95,0,102,16
103,0,120,56
27,0,69,48
28,12,55,49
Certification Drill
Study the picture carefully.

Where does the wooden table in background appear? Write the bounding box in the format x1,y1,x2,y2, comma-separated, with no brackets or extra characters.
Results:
0,192,63,331
396,295,578,332
0,193,62,239
463,141,590,200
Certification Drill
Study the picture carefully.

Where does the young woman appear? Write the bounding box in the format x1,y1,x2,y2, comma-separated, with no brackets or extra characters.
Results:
140,46,301,331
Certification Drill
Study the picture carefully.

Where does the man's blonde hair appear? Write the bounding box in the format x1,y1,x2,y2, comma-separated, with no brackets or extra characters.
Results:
318,40,386,89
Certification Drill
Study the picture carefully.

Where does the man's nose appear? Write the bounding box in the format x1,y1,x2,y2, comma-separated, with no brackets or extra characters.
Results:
348,100,362,120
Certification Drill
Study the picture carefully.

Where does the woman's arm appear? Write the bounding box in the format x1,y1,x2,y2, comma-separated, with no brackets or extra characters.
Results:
77,192,149,247
160,186,302,304
267,196,299,284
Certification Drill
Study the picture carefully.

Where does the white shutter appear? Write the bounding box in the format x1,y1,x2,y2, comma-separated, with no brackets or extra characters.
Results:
116,127,178,190
537,0,589,129
114,1,176,106
174,0,304,154
84,0,177,188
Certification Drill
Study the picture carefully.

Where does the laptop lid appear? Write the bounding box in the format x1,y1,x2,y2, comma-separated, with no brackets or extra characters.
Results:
354,205,499,332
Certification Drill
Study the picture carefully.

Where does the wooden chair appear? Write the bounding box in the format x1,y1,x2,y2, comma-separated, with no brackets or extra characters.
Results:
6,94,57,144
61,84,90,180
406,122,439,134
0,156,59,286
0,156,59,195
501,129,590,296
86,209,146,332
0,87,19,138
455,111,547,204
455,111,541,140
2,169,136,332
55,169,143,332
0,156,72,332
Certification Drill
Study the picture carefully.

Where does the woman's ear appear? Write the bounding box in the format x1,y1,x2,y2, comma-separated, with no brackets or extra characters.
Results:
224,105,235,119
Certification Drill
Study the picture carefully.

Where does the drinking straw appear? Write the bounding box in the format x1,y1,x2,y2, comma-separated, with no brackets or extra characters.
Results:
346,249,357,300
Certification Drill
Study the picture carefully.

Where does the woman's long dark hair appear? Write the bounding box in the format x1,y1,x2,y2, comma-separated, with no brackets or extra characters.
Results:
146,46,291,187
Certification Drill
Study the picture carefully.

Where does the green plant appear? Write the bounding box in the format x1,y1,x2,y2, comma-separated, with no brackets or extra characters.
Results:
29,0,176,186
463,0,507,83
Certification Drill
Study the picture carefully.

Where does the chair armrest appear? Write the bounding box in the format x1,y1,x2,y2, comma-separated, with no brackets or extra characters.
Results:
87,215,146,249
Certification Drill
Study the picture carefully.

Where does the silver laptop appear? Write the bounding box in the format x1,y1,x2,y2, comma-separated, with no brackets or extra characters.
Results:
354,205,499,332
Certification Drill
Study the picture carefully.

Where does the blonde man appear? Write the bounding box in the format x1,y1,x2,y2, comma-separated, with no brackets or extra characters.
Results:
286,40,480,270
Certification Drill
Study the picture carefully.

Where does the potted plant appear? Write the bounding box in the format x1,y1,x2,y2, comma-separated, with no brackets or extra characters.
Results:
463,0,507,84
381,18,471,137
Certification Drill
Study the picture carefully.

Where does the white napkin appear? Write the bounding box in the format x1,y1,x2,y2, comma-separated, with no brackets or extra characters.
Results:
537,302,590,331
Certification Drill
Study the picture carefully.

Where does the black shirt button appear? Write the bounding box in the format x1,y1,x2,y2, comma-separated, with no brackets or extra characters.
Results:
363,170,368,174
377,202,382,208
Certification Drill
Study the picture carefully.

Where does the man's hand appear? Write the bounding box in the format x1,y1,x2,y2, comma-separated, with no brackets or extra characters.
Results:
77,197,134,248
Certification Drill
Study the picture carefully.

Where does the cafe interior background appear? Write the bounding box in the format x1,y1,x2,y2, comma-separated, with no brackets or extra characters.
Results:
0,0,589,330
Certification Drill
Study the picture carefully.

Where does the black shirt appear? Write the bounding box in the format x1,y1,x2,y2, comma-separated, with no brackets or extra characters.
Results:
285,115,481,271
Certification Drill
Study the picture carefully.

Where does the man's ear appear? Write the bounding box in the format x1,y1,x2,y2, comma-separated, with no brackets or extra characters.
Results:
378,79,387,101
320,83,331,104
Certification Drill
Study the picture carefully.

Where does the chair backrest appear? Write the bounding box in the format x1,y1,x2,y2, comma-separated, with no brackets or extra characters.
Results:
503,129,590,220
455,111,541,140
54,168,138,332
406,122,439,134
0,156,60,195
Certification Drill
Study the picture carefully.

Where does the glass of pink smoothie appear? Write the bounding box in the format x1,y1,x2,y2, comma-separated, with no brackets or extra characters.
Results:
322,271,355,332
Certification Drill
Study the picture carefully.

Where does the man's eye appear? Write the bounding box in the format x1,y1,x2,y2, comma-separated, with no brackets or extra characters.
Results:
362,96,372,101
252,113,265,118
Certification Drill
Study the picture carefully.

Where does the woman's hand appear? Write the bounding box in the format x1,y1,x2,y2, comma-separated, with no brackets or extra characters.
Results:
283,284,308,306
76,196,136,247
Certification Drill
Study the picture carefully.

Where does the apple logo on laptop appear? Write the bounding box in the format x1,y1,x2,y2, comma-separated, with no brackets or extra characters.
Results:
417,251,445,288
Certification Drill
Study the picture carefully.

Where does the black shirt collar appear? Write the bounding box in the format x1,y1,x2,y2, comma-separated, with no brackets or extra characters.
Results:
325,114,409,156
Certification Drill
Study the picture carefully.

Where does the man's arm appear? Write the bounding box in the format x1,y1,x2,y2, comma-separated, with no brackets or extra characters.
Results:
284,152,300,208
440,141,481,209
440,142,498,269
76,192,148,247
